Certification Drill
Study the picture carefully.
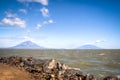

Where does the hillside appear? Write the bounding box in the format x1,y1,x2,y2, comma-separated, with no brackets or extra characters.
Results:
78,44,101,49
12,41,44,49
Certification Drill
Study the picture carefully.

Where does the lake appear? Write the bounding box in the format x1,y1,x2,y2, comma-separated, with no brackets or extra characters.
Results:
0,49,120,79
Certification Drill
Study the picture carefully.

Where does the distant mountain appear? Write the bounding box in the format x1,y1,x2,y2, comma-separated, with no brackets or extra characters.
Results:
11,41,44,49
78,44,101,49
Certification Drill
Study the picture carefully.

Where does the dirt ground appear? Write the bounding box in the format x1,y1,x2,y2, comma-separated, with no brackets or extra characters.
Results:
0,63,33,80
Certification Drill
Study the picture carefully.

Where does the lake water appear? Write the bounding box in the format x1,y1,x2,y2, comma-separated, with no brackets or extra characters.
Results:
0,49,120,79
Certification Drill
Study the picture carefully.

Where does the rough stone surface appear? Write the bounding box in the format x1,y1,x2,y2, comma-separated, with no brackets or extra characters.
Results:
0,56,119,80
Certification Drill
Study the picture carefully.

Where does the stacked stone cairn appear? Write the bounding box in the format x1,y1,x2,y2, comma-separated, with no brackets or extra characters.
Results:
0,56,119,80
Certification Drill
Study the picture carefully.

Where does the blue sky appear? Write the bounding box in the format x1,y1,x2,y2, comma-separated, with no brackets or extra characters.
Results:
0,0,120,49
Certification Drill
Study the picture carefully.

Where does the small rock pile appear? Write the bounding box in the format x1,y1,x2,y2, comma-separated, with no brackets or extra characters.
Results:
0,56,119,80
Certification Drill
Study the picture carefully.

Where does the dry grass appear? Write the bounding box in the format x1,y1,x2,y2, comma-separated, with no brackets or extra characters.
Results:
0,63,33,80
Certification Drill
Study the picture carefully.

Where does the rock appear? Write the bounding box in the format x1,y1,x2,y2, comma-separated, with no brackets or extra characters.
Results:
84,73,96,80
0,56,119,80
103,76,120,80
63,69,84,80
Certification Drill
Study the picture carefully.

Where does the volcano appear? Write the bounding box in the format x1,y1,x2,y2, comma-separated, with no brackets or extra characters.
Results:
12,41,44,49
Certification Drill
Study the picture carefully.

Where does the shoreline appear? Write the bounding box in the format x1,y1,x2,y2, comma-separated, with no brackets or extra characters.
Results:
0,56,119,80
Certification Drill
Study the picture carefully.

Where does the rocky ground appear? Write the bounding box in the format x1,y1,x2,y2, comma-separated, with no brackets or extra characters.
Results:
0,56,119,80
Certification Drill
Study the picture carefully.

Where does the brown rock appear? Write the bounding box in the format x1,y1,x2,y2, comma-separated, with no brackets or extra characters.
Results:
103,76,119,80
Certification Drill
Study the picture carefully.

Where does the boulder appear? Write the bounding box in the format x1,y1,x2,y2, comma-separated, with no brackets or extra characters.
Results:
0,56,119,80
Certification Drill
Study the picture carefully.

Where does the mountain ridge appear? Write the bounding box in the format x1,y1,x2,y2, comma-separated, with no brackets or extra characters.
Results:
77,44,101,49
11,41,44,49
10,41,101,49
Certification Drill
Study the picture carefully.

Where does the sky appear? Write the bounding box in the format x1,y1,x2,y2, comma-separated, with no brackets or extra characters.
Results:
0,0,120,49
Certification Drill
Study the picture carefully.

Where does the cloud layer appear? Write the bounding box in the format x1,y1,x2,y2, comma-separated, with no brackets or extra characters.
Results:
95,40,106,43
0,12,26,28
40,7,49,17
36,24,42,30
5,12,17,18
19,9,27,14
17,0,48,6
36,19,54,30
2,18,26,28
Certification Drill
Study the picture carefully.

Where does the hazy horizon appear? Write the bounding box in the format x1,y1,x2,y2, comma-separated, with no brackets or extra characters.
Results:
0,0,120,49
0,40,120,49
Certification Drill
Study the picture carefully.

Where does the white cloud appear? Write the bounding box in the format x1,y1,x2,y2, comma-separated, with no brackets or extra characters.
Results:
40,7,49,17
35,19,54,30
0,12,26,28
1,17,26,28
34,0,48,5
22,36,35,41
43,21,48,24
5,12,17,18
36,24,42,30
43,19,54,25
17,0,48,6
81,40,107,45
95,40,106,43
19,9,27,14
48,19,53,23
